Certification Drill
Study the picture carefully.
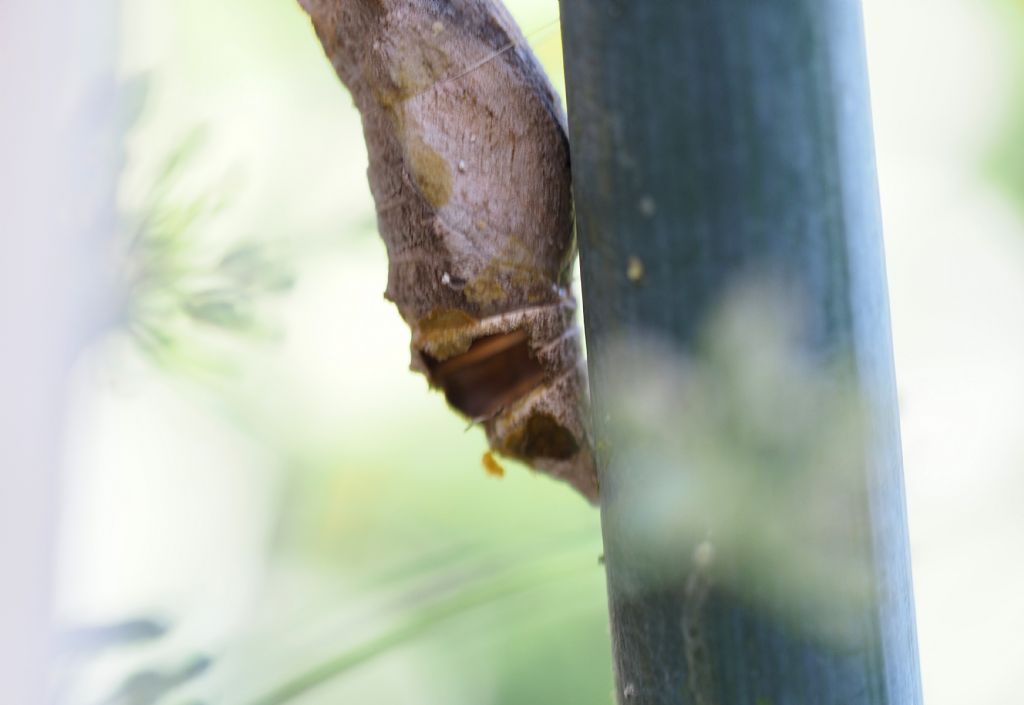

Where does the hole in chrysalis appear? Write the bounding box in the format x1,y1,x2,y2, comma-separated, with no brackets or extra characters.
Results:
423,329,545,419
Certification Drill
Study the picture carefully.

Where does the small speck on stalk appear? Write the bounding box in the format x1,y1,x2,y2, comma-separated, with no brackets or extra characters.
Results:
627,256,645,282
638,195,656,217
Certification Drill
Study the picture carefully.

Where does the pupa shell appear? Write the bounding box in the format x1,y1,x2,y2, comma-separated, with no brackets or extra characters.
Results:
300,0,597,501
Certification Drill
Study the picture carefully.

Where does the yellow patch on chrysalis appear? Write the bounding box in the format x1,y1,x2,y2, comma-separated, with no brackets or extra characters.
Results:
418,308,477,332
465,268,507,307
381,36,455,103
405,134,452,207
465,237,553,308
416,308,479,359
482,451,506,478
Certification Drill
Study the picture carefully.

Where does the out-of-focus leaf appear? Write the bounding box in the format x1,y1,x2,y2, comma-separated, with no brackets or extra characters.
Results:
118,132,295,375
986,0,1024,214
183,291,254,331
597,282,874,645
97,655,212,705
218,244,297,293
59,619,169,655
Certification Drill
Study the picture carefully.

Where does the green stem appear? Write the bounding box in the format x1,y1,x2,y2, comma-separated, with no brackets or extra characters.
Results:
559,1,922,703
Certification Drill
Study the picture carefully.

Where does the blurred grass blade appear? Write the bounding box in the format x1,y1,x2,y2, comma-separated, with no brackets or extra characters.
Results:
239,548,599,705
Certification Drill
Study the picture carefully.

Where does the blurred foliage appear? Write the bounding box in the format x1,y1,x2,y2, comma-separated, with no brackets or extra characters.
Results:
119,130,296,377
232,541,604,705
986,0,1024,212
599,282,874,644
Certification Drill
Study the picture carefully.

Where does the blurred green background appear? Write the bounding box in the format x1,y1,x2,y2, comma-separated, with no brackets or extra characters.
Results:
54,0,1024,704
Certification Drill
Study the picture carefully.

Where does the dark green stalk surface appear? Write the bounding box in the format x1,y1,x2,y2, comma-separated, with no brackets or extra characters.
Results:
559,1,922,703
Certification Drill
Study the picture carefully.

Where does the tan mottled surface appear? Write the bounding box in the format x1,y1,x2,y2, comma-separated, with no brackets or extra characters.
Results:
300,0,596,500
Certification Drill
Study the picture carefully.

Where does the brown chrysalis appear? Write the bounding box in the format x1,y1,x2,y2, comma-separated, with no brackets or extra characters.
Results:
299,0,597,501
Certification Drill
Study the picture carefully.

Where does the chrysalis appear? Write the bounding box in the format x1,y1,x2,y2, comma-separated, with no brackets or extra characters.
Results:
299,0,597,501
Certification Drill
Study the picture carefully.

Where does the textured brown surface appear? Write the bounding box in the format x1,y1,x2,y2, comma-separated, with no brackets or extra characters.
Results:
300,0,597,501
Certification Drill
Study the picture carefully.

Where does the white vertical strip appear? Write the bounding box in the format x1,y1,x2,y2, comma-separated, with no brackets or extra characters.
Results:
0,1,119,702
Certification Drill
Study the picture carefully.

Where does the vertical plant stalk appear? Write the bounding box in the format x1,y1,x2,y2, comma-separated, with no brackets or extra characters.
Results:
559,1,922,704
